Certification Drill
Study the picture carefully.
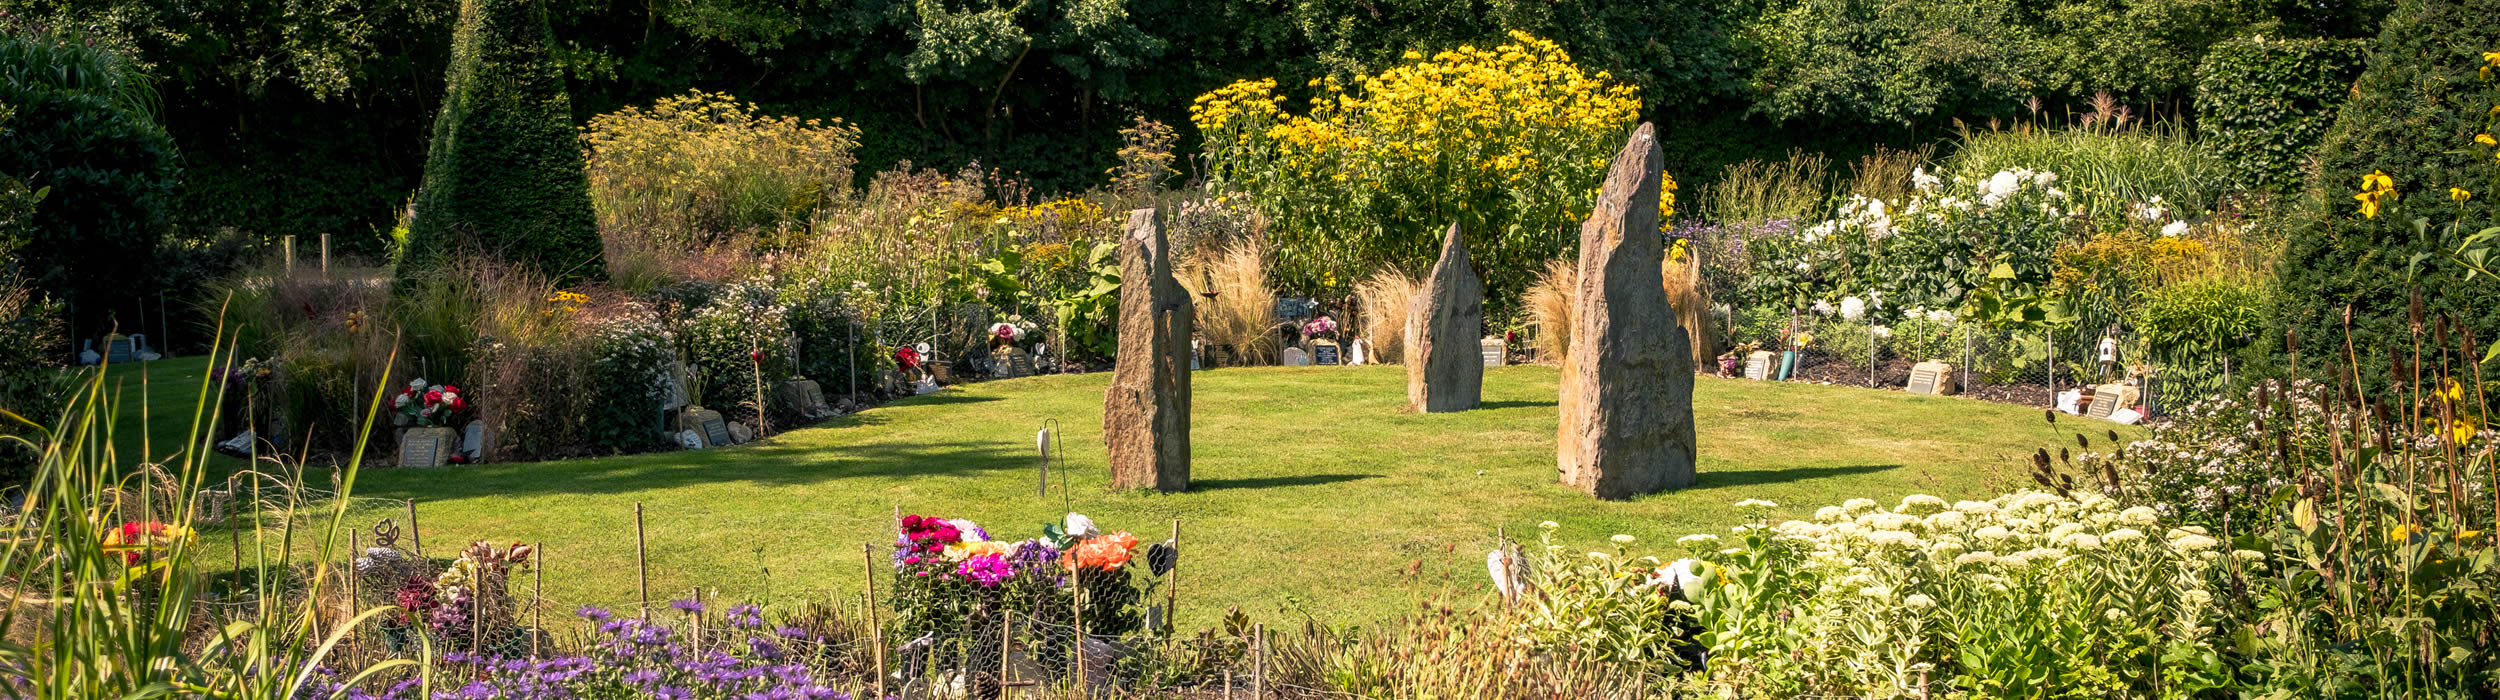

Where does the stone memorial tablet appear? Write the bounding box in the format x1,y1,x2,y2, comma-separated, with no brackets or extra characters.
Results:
1282,347,1310,366
1009,351,1037,377
1907,360,1957,396
2086,383,2139,421
1744,351,1774,381
1312,340,1341,365
1479,337,1506,368
678,408,731,447
461,422,487,461
397,426,454,468
1274,297,1316,321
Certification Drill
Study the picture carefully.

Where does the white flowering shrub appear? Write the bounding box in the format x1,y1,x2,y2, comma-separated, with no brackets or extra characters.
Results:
1517,492,2240,697
680,278,794,420
585,306,677,453
1754,167,2074,321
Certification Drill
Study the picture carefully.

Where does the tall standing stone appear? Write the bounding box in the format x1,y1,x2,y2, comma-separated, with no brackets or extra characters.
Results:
1103,208,1192,491
1407,223,1484,412
1557,123,1698,499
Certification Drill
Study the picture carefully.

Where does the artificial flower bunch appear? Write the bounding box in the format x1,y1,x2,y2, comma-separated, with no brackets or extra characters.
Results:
894,514,1063,589
394,378,468,427
100,521,193,566
1300,315,1339,341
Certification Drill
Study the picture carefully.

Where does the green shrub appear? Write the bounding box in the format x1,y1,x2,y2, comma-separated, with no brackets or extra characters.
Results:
2277,0,2500,392
679,279,792,422
400,0,603,284
2195,37,2368,195
0,32,178,332
0,273,67,486
783,280,880,395
584,309,675,454
2135,277,2267,399
1809,317,1875,369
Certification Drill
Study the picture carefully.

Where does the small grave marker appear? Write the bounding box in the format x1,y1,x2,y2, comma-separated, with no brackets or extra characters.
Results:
1743,351,1774,381
1907,360,1957,396
2086,383,2139,421
1312,340,1341,365
1480,337,1506,368
398,427,454,468
1282,347,1310,366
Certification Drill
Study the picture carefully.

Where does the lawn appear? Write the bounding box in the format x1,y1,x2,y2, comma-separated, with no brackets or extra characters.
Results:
118,354,2101,630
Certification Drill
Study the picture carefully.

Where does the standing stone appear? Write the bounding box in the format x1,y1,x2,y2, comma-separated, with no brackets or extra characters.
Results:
1407,223,1484,412
1103,208,1192,491
1557,123,1698,499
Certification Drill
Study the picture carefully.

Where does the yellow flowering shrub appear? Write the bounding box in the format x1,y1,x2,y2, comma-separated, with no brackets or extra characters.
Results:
1192,32,1663,309
582,90,861,243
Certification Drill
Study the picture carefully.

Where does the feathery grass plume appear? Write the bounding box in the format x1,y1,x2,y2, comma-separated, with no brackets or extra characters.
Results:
1845,145,1936,208
1703,149,1831,225
1354,269,1421,363
1663,244,1717,368
1176,237,1280,365
1528,252,1713,368
1523,257,1578,364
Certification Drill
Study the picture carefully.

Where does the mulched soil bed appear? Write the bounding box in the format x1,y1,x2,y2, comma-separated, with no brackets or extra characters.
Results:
1729,356,2055,409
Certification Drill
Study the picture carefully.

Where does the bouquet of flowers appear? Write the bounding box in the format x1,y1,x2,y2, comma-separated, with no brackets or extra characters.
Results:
1302,315,1340,341
100,521,193,567
394,378,468,427
889,511,1162,671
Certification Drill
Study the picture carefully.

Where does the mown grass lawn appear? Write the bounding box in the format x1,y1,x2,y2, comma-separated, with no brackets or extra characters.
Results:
120,354,2105,629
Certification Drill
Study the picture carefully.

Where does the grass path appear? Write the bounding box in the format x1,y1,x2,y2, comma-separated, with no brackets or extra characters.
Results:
123,355,2095,628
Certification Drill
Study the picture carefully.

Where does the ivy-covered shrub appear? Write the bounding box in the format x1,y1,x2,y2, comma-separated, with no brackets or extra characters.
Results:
0,33,179,333
2277,0,2500,393
584,308,674,455
2196,37,2367,195
679,279,791,421
400,0,603,284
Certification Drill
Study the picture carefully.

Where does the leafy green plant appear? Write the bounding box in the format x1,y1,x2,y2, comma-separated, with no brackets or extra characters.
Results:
0,320,414,696
585,307,675,454
1047,241,1121,363
0,31,178,333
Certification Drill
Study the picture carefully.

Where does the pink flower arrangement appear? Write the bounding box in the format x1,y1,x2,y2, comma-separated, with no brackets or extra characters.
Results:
393,378,467,427
1302,315,1339,339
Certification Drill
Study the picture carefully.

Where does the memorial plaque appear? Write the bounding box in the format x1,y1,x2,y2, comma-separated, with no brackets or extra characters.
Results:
107,338,136,364
397,426,454,468
2086,383,2139,420
1480,337,1506,368
461,422,487,461
1274,297,1316,321
1282,347,1310,366
1010,351,1037,377
1312,340,1341,365
678,408,731,447
1743,351,1774,381
1907,360,1957,396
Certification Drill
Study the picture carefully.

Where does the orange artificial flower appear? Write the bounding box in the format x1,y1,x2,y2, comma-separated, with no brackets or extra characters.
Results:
1064,531,1141,572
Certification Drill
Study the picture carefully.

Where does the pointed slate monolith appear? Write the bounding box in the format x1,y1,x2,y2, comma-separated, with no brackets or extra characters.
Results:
1557,123,1698,499
1103,208,1192,491
1407,223,1484,413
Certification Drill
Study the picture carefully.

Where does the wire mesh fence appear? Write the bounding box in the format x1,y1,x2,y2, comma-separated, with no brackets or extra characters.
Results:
1715,306,2225,419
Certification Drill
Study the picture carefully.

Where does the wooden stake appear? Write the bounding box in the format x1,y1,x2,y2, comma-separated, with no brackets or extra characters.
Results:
690,585,703,657
532,542,544,659
347,529,360,659
407,500,423,558
999,610,1012,694
1252,623,1265,700
864,543,886,700
320,233,331,277
1166,519,1181,634
1225,671,1233,700
635,503,650,616
1073,566,1088,697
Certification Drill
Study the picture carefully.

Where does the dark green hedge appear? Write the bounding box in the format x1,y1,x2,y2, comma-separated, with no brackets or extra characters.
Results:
2196,36,2367,195
0,33,179,334
400,0,603,284
2277,0,2500,393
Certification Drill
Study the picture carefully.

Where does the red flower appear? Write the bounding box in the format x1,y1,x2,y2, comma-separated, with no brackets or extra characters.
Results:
440,385,460,396
750,349,764,364
424,390,443,405
451,397,469,412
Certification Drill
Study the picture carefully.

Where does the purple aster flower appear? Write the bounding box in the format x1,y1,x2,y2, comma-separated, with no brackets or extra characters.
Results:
726,603,764,628
773,625,810,639
576,605,613,622
669,598,705,614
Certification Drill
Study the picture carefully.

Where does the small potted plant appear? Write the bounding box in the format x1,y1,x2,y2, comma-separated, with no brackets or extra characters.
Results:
393,378,467,467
